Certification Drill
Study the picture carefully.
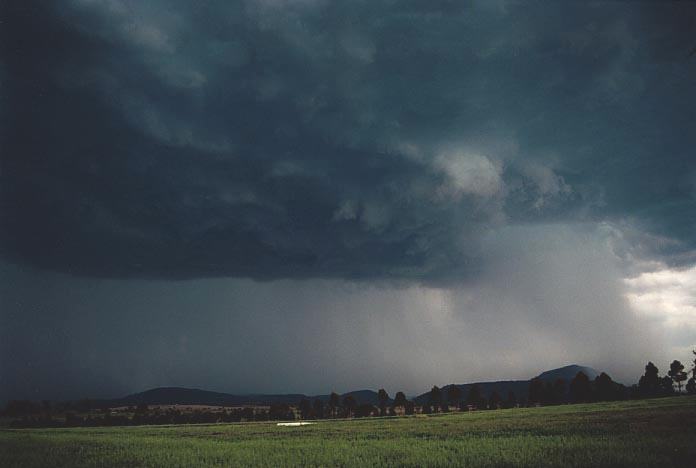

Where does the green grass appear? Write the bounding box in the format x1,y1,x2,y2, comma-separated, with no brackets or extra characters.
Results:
1,397,695,467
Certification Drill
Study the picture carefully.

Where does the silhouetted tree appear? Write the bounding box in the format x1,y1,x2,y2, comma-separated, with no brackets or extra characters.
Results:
595,372,615,401
489,391,502,410
528,378,545,405
298,398,312,419
638,362,660,397
429,386,442,412
552,379,567,404
569,372,591,403
268,403,295,421
660,375,675,395
405,401,415,415
668,360,688,393
687,377,696,395
506,391,517,408
393,391,407,409
447,385,462,407
466,384,484,409
542,382,554,405
355,404,378,418
343,395,357,418
378,388,390,416
312,399,324,419
421,403,432,414
328,392,340,418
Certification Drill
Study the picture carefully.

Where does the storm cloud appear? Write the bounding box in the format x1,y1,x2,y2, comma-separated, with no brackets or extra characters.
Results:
1,1,696,401
2,0,695,281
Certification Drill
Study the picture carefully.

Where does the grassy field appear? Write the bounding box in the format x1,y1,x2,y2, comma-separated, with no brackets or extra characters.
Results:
1,396,694,467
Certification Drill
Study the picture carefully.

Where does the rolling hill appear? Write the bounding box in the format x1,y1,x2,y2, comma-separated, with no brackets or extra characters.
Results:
101,364,601,408
414,364,601,404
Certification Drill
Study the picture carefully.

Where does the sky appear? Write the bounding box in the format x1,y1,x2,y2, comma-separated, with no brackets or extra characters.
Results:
1,0,696,403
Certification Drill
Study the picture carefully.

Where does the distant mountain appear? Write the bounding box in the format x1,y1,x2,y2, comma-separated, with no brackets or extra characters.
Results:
112,387,307,407
536,364,599,382
107,387,384,408
414,364,601,404
94,364,602,409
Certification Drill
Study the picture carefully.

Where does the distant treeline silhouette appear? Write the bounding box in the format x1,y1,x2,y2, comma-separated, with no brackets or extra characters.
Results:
5,354,695,429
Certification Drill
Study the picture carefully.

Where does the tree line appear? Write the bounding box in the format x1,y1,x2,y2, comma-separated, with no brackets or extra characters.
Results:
4,353,695,428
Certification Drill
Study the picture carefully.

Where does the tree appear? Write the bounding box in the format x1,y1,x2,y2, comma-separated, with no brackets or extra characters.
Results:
447,385,462,407
355,404,378,418
393,391,407,408
343,395,357,418
298,398,312,420
686,377,696,395
488,391,502,410
466,384,484,409
312,399,324,419
595,372,615,401
692,350,696,380
569,372,591,403
668,360,688,393
377,389,390,416
405,401,415,415
528,378,545,405
505,391,517,409
328,392,340,418
638,362,661,397
552,379,567,404
660,375,675,395
542,382,554,405
429,386,442,412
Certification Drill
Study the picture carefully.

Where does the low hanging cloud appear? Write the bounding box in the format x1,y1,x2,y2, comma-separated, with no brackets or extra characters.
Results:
0,223,659,401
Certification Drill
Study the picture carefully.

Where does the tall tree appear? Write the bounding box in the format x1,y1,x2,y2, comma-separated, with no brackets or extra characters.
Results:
298,398,312,420
595,372,616,401
466,384,484,409
312,399,324,419
447,385,462,407
638,362,660,397
668,360,688,393
343,395,357,418
552,379,567,404
528,378,545,405
328,392,340,418
393,391,407,408
488,391,502,410
506,391,517,409
429,386,442,413
377,389,390,416
569,372,591,403
660,375,675,395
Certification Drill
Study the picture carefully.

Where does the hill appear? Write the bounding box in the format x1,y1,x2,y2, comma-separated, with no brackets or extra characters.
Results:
100,364,600,408
108,387,384,408
414,364,600,404
112,387,307,407
536,364,599,382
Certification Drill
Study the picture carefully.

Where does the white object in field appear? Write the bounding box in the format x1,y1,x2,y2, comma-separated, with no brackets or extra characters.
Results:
276,422,316,426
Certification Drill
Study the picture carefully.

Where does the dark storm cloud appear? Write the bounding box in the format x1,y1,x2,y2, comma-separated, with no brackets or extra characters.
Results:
1,0,695,281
